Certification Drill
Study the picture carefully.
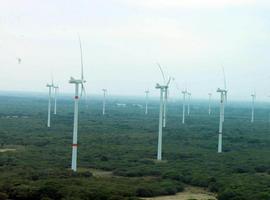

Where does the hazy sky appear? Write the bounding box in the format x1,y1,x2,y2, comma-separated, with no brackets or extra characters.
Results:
0,0,270,100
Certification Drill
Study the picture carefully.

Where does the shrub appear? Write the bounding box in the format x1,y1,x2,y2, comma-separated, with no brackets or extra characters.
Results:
135,188,153,197
255,166,269,173
0,192,8,200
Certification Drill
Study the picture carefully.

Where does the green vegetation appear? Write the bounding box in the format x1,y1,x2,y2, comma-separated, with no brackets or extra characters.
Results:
0,94,270,200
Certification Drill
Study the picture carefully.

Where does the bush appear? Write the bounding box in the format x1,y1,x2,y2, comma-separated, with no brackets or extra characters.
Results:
208,182,219,193
254,192,270,200
0,192,8,200
233,167,249,174
9,185,39,200
218,190,239,200
254,166,269,173
38,182,63,200
191,177,209,187
162,171,184,181
135,188,154,197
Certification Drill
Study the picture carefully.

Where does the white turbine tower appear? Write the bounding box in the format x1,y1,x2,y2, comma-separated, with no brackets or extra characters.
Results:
145,90,149,115
102,89,107,115
217,68,228,153
208,93,212,115
187,92,191,116
155,83,167,161
182,89,188,124
163,83,170,127
173,80,186,125
251,93,256,123
53,85,59,115
157,63,171,128
69,36,86,172
46,79,54,128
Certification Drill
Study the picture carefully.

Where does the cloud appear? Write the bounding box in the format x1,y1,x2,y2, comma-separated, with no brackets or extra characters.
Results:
116,0,261,9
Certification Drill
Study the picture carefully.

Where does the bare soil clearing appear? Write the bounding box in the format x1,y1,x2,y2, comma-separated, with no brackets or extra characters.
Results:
143,186,217,200
77,168,114,178
0,148,16,153
79,168,217,200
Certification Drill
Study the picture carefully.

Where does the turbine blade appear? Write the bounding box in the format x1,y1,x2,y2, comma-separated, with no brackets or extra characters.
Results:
166,77,172,86
51,73,54,86
81,83,88,108
78,34,84,81
222,66,227,90
80,83,85,97
156,63,166,84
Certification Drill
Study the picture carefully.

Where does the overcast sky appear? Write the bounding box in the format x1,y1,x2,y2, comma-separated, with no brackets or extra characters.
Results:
0,0,270,100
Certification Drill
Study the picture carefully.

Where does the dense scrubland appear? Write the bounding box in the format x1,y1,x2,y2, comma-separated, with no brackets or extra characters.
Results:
0,94,270,200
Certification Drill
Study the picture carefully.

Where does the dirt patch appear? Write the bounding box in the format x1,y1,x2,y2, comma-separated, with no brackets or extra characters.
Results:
78,168,113,178
89,168,113,178
0,145,24,153
77,168,217,200
0,149,16,153
143,186,217,200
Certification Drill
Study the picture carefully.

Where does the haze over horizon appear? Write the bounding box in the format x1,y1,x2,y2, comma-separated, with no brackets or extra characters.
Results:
1,0,270,100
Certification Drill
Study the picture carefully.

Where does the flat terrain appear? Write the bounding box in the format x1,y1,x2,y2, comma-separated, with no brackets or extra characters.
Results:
0,95,269,200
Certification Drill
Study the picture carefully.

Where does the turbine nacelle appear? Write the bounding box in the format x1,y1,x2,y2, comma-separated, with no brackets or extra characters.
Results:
46,83,54,87
217,88,228,102
69,77,86,84
217,88,227,93
182,89,188,94
155,83,168,89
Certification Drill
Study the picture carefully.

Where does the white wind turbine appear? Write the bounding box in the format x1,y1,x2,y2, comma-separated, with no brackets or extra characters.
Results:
187,92,191,116
173,80,187,125
145,90,149,115
102,89,107,115
155,82,167,161
182,89,188,124
208,93,212,115
46,79,54,128
69,36,86,172
216,68,228,153
53,85,59,115
157,63,171,128
251,93,256,123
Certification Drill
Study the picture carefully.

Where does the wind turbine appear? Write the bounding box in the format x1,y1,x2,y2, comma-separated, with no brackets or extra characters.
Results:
251,93,256,123
102,89,107,115
46,79,54,128
69,36,86,172
157,63,171,128
216,68,228,153
208,93,212,115
145,90,149,115
155,83,167,161
53,85,59,115
182,89,188,124
187,92,191,116
173,80,187,125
